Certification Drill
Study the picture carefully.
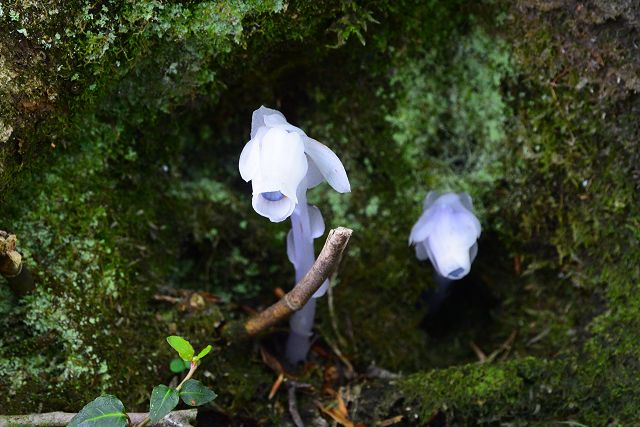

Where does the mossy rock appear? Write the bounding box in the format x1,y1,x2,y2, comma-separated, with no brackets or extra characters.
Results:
0,0,639,424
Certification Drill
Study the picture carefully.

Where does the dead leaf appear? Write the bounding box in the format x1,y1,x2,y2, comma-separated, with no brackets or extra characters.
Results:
316,402,355,427
269,373,285,399
260,347,284,374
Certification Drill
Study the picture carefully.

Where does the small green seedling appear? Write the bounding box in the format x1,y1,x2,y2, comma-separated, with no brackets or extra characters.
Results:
69,336,216,427
169,358,190,373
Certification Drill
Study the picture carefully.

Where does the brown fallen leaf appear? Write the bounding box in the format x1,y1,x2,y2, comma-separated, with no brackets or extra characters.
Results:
260,346,284,374
269,373,285,400
316,388,357,427
322,365,339,395
316,402,354,427
336,388,349,419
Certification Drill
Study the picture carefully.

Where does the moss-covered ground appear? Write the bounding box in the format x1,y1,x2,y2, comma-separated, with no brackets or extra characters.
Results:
0,0,639,424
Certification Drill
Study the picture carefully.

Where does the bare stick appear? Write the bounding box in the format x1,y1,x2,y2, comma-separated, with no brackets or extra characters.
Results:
288,385,305,427
286,381,312,427
0,231,35,296
0,409,197,427
243,227,352,337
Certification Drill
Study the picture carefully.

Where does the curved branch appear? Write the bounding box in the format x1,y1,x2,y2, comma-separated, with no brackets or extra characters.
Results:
0,409,197,427
243,226,352,336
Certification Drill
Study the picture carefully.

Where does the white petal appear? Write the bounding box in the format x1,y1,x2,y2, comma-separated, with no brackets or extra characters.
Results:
469,241,479,263
263,113,288,127
411,193,481,245
437,193,481,239
286,229,297,268
303,137,350,193
427,235,471,280
305,157,324,188
423,191,440,210
458,192,475,211
239,140,258,181
455,195,481,239
307,205,325,238
434,209,477,249
450,210,482,245
408,209,437,244
251,106,285,139
434,192,461,208
252,193,296,222
415,241,429,261
312,279,330,298
260,128,308,198
239,126,269,182
264,114,306,135
427,210,475,279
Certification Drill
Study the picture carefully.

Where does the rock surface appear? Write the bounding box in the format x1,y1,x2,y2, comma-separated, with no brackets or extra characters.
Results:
0,0,638,424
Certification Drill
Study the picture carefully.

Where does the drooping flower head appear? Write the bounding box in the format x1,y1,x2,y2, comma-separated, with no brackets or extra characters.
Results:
239,106,350,222
409,192,481,280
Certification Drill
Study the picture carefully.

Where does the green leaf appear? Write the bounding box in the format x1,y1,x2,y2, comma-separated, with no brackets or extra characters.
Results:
179,379,217,406
166,335,194,361
169,357,190,373
194,344,212,361
149,385,179,423
68,395,127,427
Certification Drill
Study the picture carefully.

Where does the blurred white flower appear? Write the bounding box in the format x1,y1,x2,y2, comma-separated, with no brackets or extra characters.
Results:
409,192,481,280
239,106,350,222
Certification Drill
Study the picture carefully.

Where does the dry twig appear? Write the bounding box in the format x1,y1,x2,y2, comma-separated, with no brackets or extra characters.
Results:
287,381,312,427
0,409,197,427
377,415,404,427
243,227,352,336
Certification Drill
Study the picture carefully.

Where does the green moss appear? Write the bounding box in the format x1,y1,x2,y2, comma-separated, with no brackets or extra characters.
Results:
1,0,639,422
401,357,560,423
390,0,640,424
0,0,407,414
385,25,513,208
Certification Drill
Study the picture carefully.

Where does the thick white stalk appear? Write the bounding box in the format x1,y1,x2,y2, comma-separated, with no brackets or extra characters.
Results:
286,192,318,364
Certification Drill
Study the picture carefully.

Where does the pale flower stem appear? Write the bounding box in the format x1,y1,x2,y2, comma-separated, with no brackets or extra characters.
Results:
286,192,318,364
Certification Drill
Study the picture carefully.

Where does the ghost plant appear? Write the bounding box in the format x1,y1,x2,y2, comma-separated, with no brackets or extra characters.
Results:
239,106,350,364
409,192,481,280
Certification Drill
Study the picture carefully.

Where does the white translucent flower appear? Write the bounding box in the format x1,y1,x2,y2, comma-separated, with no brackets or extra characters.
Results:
238,106,351,222
409,192,481,280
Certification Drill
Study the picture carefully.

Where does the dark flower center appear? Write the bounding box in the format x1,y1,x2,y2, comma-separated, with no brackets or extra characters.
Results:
448,267,465,278
261,191,285,201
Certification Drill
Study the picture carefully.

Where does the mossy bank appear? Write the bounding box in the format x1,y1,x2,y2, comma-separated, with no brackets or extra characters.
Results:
1,0,639,424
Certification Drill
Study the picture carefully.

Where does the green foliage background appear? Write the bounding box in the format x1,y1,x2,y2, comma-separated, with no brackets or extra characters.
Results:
0,0,639,424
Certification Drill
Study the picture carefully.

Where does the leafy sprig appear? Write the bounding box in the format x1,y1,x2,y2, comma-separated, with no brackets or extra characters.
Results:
69,336,216,427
